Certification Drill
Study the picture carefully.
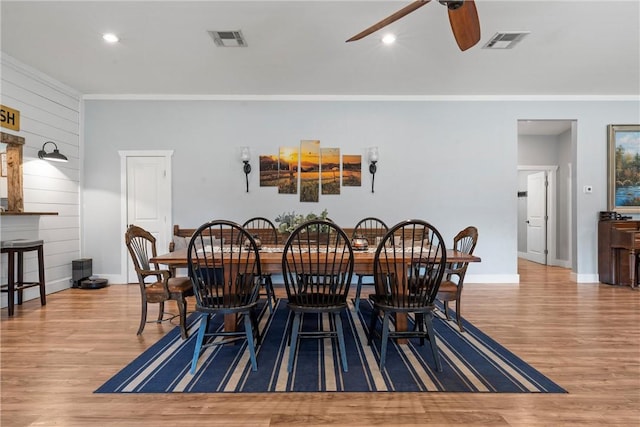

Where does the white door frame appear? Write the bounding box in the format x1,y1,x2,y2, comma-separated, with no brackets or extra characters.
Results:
518,165,559,266
119,150,174,283
567,162,573,269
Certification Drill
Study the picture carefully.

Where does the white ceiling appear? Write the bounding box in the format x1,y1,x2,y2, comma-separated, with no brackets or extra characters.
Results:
2,0,639,97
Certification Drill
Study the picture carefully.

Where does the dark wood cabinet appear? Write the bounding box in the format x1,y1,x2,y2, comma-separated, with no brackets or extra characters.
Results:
598,219,640,287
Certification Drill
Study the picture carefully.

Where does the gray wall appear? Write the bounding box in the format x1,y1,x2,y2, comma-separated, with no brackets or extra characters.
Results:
83,99,639,283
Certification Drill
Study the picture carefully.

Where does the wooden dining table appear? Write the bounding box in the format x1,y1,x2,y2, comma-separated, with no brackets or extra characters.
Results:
150,246,481,340
152,246,480,275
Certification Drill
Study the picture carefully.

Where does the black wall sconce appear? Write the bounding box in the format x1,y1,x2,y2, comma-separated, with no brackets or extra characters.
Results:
241,146,251,192
368,146,378,193
38,141,68,162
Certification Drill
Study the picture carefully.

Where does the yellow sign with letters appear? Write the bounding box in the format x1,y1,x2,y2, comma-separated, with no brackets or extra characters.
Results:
1,105,20,131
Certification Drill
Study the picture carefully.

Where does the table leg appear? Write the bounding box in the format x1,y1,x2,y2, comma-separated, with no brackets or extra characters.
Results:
222,266,238,338
224,313,237,333
396,313,408,344
630,249,636,289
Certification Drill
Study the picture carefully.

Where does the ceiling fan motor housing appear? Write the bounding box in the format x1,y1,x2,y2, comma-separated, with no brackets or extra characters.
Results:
439,0,464,10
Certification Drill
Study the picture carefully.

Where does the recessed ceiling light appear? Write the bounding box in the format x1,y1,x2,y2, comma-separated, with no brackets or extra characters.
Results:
382,34,396,45
102,33,119,43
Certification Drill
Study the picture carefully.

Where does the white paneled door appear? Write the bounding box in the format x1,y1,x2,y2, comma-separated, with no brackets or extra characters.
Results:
526,171,547,265
121,151,173,283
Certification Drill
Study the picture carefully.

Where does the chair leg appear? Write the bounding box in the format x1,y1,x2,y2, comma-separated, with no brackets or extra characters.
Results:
157,302,165,323
137,301,148,335
6,251,15,316
424,312,442,372
190,314,209,374
176,297,188,340
286,311,294,346
455,296,464,332
354,275,363,313
37,245,46,306
243,313,258,371
333,312,348,372
17,252,24,305
250,309,261,345
287,312,301,373
264,275,275,313
367,307,379,345
379,312,391,371
415,313,425,346
443,301,451,321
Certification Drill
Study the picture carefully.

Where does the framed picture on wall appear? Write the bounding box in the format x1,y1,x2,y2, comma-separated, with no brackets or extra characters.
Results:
1,152,6,177
608,124,640,213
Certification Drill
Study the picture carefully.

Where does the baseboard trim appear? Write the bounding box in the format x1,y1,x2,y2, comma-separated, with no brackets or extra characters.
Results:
574,273,600,283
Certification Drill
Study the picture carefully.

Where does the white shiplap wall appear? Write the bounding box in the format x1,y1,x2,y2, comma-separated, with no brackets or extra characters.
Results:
1,53,81,309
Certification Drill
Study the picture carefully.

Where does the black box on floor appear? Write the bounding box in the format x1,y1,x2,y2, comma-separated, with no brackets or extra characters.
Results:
72,258,92,287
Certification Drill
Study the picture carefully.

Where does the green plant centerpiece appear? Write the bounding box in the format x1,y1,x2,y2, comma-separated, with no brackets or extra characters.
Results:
275,209,329,233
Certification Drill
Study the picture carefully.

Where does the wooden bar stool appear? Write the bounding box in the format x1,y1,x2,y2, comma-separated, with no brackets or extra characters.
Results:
1,239,46,316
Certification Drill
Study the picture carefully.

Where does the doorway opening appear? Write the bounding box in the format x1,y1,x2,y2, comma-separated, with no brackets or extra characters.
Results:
517,120,574,270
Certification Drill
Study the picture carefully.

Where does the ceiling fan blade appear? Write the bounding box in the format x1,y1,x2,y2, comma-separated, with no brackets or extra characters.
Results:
346,0,432,42
448,0,481,51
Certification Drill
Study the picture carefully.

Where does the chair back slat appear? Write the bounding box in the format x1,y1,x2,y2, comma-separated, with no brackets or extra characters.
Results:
447,226,479,280
373,219,447,310
282,220,354,308
188,220,261,311
125,225,160,279
131,238,151,270
242,217,279,245
353,217,389,246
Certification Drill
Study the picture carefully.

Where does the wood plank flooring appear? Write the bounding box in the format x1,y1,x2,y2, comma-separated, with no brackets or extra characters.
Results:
2,259,639,426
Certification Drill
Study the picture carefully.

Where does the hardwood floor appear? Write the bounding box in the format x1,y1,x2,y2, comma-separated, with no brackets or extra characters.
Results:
2,259,639,426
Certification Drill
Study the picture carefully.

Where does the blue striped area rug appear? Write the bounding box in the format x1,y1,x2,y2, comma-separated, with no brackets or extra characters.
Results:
95,299,565,393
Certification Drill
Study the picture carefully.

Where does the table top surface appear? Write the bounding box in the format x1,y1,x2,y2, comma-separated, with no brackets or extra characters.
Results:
151,246,481,265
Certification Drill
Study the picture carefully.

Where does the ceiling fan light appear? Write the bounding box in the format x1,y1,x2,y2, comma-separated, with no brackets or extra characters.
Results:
382,34,396,45
103,33,119,43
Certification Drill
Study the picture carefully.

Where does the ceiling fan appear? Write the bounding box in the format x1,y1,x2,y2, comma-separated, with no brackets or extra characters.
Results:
346,0,481,51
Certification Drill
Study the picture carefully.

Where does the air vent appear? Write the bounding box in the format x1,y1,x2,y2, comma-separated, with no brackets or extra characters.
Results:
208,30,247,47
482,31,530,49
